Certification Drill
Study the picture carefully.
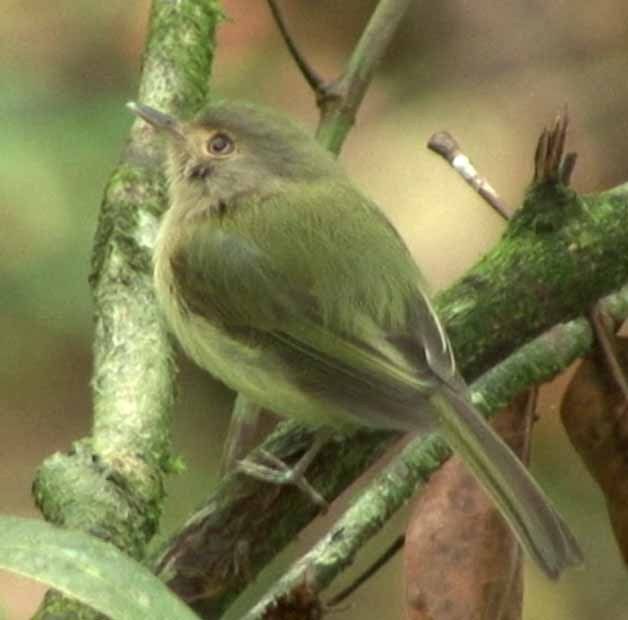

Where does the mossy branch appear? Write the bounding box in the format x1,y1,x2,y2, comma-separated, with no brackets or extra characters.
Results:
31,2,222,619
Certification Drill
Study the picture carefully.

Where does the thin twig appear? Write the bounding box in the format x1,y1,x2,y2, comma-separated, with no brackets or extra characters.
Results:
428,131,513,221
266,0,326,95
560,152,578,186
327,535,405,607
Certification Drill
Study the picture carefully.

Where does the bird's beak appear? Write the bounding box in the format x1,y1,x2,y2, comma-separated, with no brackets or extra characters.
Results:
126,101,183,140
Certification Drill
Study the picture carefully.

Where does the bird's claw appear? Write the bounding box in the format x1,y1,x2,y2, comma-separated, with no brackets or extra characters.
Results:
237,450,328,510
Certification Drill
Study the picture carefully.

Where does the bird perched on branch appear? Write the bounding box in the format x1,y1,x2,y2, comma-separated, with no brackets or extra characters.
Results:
127,99,583,579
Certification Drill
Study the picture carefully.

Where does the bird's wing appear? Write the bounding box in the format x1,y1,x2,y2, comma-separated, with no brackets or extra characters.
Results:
169,183,456,429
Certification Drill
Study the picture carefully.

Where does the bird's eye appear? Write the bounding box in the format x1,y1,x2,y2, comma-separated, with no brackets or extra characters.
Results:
207,132,234,156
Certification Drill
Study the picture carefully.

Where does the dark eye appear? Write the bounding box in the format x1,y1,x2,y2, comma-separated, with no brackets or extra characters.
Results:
207,132,234,156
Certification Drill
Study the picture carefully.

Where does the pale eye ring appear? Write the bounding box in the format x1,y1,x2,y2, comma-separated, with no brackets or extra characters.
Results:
207,132,234,156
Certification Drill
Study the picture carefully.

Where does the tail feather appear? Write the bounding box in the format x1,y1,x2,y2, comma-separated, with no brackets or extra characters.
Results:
431,386,583,579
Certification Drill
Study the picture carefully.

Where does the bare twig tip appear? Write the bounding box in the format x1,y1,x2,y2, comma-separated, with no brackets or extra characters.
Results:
427,131,460,162
428,129,513,220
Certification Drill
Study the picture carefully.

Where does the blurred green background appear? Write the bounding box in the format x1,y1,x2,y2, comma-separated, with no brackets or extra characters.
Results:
2,1,628,618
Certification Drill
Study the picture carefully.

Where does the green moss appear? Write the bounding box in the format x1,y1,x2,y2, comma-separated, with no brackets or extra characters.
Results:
507,181,581,236
437,180,628,379
33,440,164,561
89,164,166,288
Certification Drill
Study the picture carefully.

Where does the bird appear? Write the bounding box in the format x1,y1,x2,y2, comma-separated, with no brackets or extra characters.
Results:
127,99,583,579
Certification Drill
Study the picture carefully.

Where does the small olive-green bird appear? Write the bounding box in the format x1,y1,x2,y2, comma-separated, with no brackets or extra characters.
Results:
128,100,582,579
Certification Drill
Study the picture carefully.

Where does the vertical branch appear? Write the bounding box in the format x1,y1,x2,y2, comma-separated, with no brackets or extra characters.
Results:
89,0,221,475
31,1,222,618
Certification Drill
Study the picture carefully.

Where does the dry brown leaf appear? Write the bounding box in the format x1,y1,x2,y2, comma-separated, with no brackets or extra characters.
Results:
403,392,533,620
561,335,628,564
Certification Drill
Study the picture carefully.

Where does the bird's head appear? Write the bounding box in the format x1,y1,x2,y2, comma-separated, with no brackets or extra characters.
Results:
127,100,340,210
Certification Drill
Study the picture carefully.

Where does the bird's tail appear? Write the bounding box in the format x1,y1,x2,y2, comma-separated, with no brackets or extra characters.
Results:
431,386,583,579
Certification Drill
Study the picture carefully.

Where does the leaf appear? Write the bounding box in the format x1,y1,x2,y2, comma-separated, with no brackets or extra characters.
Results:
561,334,628,565
403,392,533,620
0,516,201,620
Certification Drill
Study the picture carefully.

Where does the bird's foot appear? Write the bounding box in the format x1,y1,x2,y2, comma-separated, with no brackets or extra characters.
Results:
237,441,328,510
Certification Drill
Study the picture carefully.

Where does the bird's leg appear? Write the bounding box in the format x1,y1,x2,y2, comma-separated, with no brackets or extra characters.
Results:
219,394,262,476
237,431,330,509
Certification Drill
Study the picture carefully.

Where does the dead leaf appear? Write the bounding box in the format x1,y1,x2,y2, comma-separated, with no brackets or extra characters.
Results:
404,392,533,620
561,335,628,564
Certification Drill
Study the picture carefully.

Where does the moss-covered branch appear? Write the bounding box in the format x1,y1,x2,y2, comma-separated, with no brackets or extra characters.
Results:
440,181,628,377
31,2,221,619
